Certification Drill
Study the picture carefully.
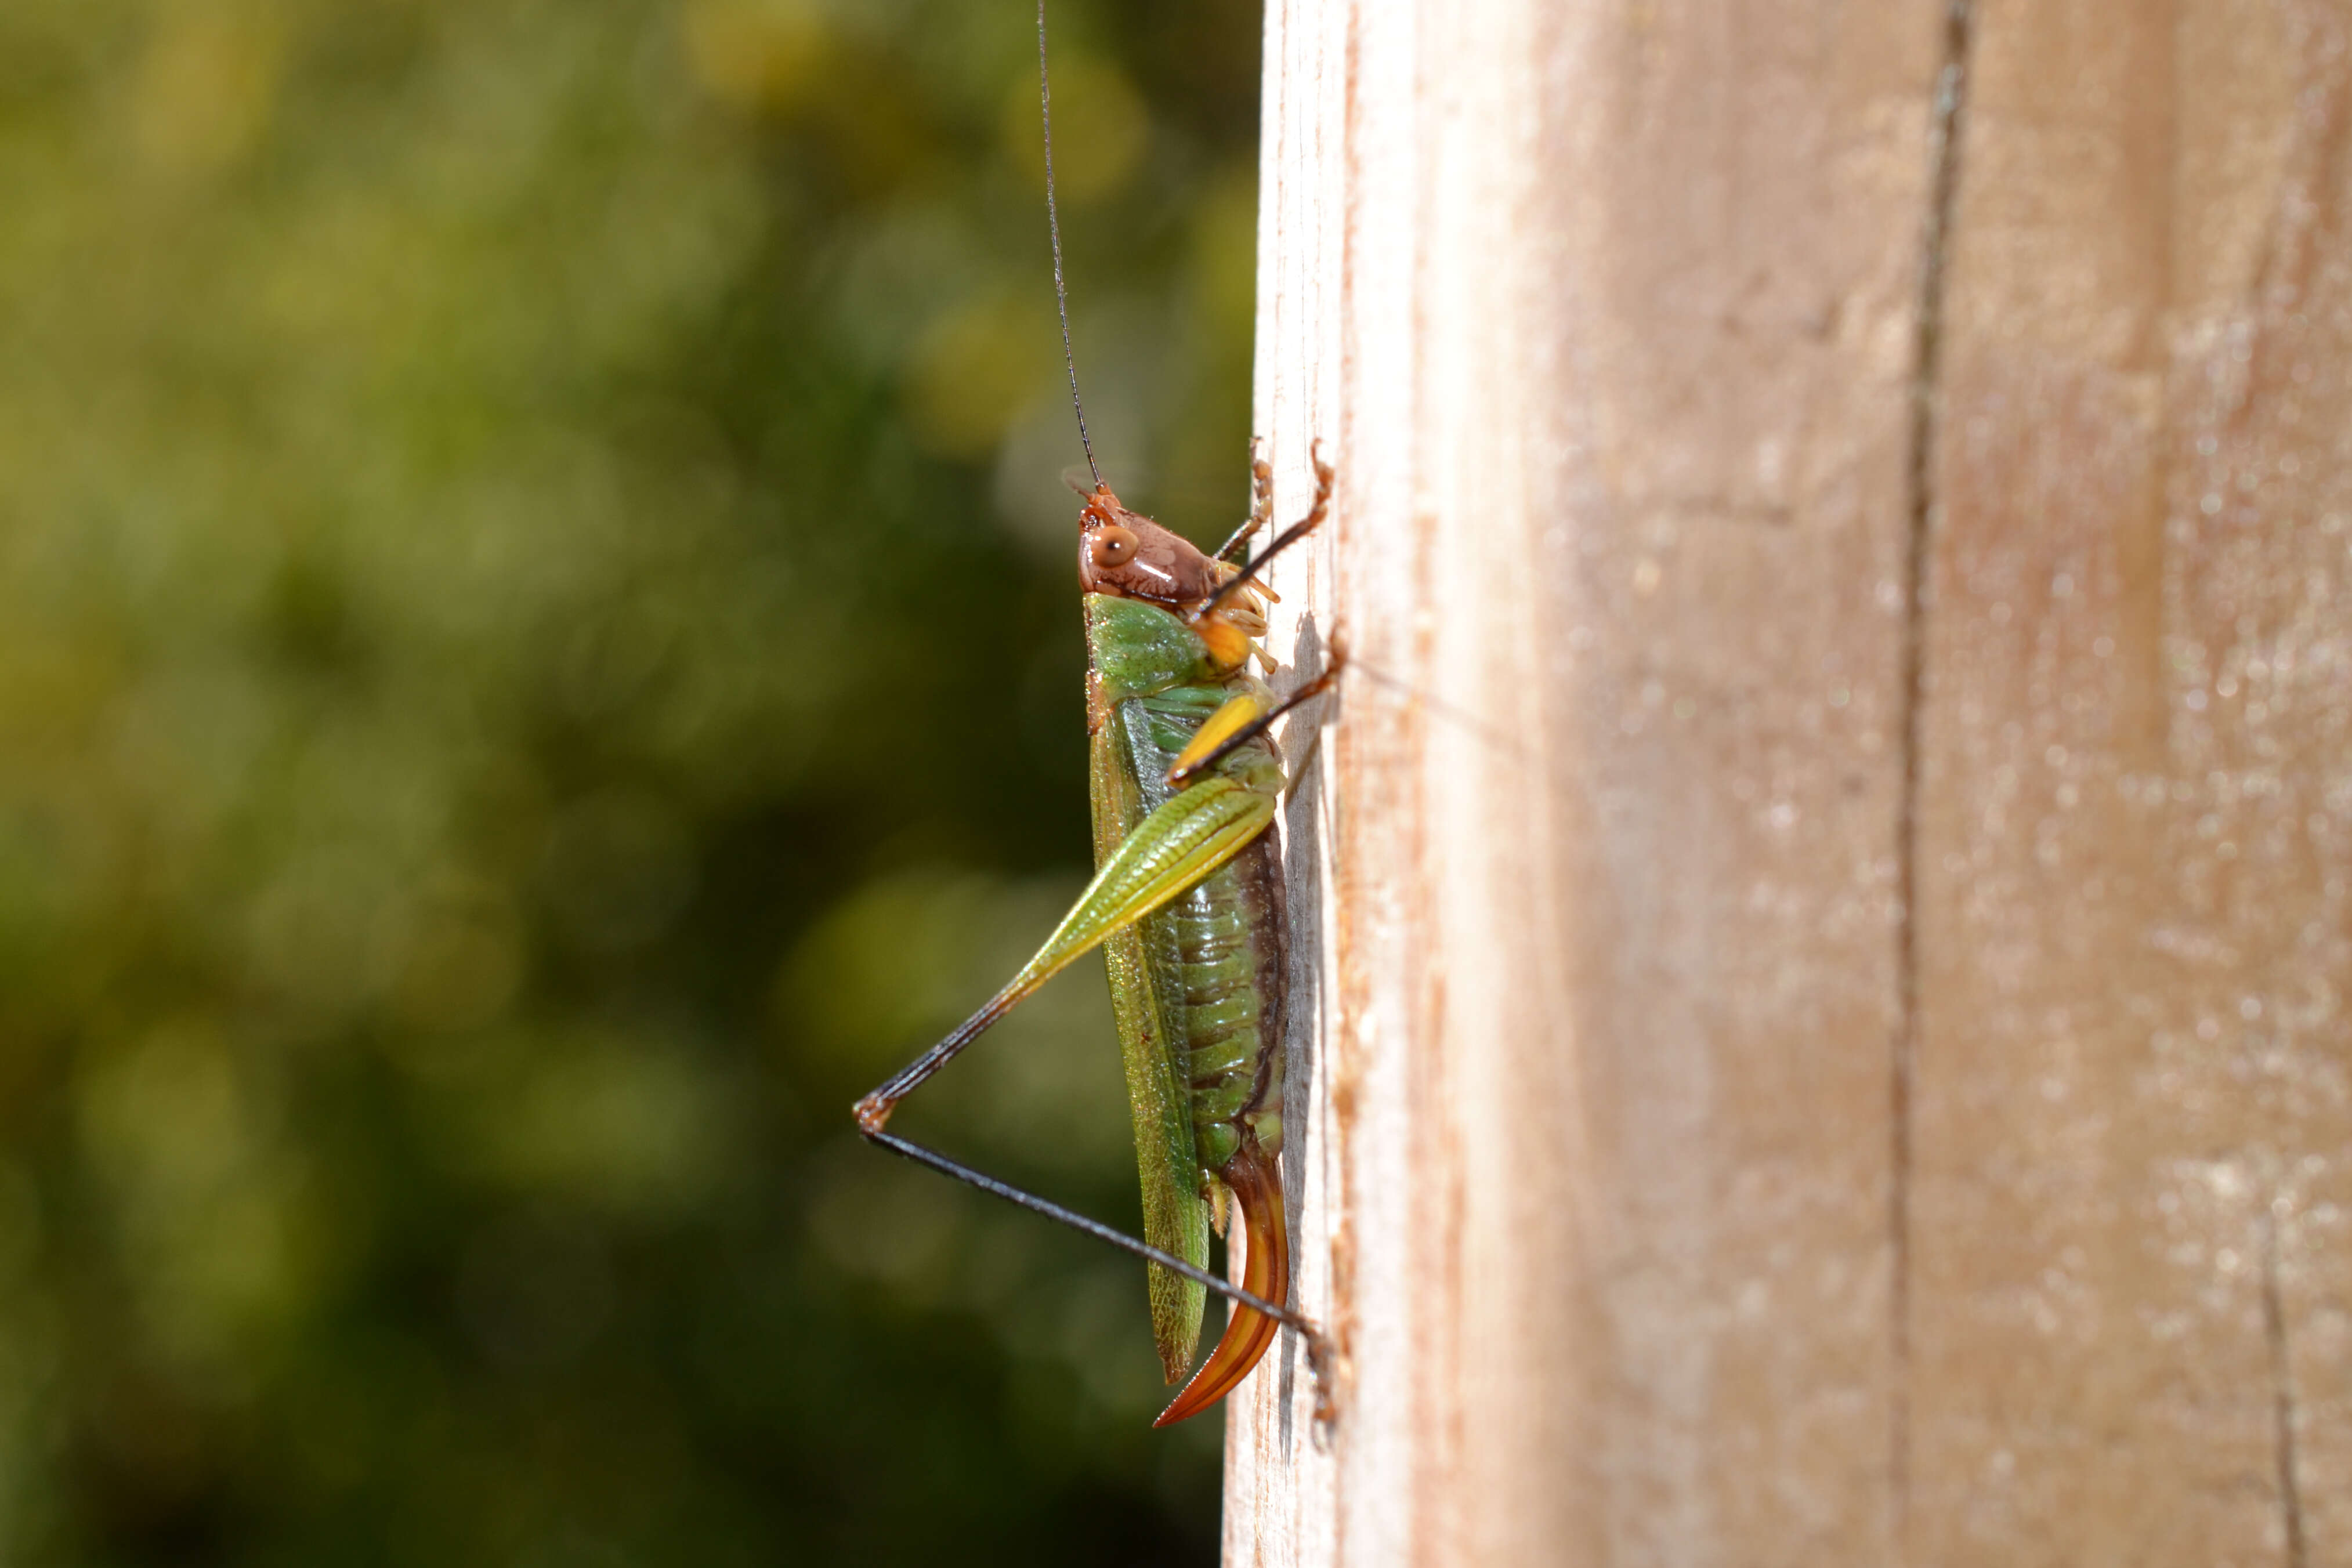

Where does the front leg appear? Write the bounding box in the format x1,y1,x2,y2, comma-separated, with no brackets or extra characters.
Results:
1193,443,1336,627
1215,437,1278,564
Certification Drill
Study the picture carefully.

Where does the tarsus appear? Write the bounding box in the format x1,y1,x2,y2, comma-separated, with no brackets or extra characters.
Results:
1038,0,1101,489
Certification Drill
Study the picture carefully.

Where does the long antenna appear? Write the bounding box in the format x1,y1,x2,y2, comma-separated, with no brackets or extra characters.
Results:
1038,0,1101,489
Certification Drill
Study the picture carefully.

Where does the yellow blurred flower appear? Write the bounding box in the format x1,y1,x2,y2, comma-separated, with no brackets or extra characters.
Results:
899,298,1057,459
129,8,288,176
682,0,829,114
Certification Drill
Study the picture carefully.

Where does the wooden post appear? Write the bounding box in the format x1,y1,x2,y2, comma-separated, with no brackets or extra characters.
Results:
1235,2,2352,1564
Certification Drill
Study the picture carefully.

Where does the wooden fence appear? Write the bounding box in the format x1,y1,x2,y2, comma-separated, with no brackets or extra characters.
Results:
1232,1,2351,1562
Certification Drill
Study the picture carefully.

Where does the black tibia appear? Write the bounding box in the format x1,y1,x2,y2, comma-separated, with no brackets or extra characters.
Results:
862,1130,1317,1334
851,984,1019,1134
848,912,1319,1336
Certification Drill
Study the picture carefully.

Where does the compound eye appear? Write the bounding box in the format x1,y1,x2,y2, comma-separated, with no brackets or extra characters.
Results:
1090,524,1138,569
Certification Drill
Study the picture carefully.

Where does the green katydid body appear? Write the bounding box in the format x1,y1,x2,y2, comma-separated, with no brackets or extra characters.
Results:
849,0,1321,1432
1085,591,1290,1418
851,472,1312,1427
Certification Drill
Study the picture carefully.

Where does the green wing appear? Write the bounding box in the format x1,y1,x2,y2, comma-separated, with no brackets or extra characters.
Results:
1090,710,1210,1383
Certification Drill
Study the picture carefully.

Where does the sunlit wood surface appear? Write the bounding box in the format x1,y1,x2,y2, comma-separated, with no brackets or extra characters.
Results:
1232,2,2352,1563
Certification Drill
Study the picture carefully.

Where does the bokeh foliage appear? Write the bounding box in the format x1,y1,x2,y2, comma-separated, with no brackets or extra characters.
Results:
0,0,1260,1560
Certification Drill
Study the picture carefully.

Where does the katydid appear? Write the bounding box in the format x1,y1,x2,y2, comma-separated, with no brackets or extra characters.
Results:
850,1,1336,1428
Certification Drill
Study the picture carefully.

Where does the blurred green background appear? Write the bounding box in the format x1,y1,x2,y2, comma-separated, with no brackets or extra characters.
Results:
0,0,1260,1561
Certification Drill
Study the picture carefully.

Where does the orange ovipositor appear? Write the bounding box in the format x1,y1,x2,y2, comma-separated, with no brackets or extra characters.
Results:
1154,1143,1288,1426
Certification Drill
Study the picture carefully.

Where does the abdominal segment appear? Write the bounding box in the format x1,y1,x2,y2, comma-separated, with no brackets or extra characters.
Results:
1171,830,1287,1175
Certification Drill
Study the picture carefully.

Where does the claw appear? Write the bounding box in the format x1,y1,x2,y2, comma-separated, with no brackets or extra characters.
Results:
1153,1142,1288,1426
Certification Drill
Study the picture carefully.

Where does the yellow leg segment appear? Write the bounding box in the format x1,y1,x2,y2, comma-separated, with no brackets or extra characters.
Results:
1166,691,1270,784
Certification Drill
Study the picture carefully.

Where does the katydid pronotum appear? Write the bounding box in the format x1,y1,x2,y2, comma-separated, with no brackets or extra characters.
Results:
851,1,1337,1427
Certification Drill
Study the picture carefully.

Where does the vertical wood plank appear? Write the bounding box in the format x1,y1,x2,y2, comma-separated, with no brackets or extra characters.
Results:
1229,2,1944,1562
1915,2,2352,1563
1226,2,2352,1563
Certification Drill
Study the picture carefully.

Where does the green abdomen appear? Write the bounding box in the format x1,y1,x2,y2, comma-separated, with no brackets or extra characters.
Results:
1169,836,1286,1169
1120,688,1288,1175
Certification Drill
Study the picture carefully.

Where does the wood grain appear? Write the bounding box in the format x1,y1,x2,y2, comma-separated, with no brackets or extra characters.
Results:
1228,0,2352,1564
1233,1,1942,1562
1913,2,2352,1563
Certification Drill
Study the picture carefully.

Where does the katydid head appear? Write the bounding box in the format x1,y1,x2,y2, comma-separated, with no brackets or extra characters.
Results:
1077,486,1220,604
1077,487,1268,675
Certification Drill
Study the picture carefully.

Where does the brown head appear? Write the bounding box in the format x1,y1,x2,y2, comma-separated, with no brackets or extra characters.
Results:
1075,485,1268,675
1075,486,1224,609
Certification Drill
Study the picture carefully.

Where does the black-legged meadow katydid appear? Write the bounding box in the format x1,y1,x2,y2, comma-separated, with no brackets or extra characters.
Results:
850,0,1337,1428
